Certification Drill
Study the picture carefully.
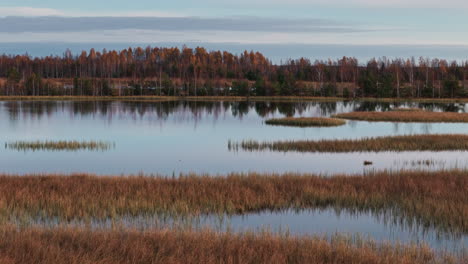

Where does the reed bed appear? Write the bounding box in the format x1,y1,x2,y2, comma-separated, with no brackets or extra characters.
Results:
232,134,468,153
0,227,458,264
6,140,114,152
0,170,465,234
333,111,468,122
265,117,346,127
392,107,425,112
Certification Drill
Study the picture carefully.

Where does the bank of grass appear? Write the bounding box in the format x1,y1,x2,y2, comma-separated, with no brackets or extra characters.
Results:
0,227,458,264
392,107,425,112
0,170,465,234
6,140,114,152
265,117,346,127
334,111,468,123
0,96,177,102
232,134,468,153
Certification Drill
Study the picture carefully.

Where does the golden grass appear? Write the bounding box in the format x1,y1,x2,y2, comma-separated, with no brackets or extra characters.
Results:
265,117,346,127
6,140,114,152
392,107,425,112
334,111,468,123
0,170,465,234
232,134,468,153
0,227,458,264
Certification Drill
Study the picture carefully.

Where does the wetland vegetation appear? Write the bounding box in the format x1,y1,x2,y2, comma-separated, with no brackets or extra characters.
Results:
5,140,114,152
0,99,467,263
0,170,465,235
0,227,459,264
334,111,468,123
265,117,346,127
231,134,468,153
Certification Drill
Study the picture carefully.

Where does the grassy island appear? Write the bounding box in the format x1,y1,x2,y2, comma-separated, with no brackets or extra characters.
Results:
6,140,114,152
232,134,468,153
334,111,468,123
265,117,346,127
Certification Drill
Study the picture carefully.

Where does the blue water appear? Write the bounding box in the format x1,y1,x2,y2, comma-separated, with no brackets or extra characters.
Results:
0,100,468,175
1,100,466,254
33,208,467,253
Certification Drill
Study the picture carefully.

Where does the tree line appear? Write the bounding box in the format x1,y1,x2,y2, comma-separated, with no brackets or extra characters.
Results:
1,46,467,98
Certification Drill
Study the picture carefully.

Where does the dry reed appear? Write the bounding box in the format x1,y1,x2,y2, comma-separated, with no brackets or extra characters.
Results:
265,117,346,127
334,111,468,122
0,170,465,234
232,134,468,152
0,227,458,264
392,107,425,112
6,140,114,152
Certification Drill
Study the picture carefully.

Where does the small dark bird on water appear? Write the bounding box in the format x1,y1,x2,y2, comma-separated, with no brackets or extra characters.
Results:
364,161,373,166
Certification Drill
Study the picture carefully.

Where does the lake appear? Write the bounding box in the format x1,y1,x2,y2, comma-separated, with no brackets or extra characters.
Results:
1,100,468,175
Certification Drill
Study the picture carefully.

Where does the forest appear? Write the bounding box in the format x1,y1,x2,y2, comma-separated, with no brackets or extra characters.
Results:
1,46,467,98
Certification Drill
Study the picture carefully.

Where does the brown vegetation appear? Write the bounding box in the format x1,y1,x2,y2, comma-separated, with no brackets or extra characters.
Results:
391,107,424,112
265,117,346,127
6,140,114,152
0,170,465,234
232,134,468,153
0,227,457,264
334,111,468,122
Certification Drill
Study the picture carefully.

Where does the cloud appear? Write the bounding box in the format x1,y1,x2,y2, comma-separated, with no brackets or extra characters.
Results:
0,6,184,18
0,28,466,46
204,0,468,8
0,16,365,34
0,7,64,17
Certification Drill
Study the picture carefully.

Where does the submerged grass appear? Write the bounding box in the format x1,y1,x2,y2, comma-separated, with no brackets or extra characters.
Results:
334,111,468,123
6,140,114,152
265,117,346,127
0,227,458,264
0,170,465,234
232,134,468,153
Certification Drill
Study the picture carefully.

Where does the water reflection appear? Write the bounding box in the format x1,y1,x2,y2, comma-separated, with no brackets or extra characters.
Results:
2,100,465,122
16,208,466,253
1,100,468,175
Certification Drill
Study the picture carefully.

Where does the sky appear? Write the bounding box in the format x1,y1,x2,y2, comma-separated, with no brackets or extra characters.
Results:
0,1,467,61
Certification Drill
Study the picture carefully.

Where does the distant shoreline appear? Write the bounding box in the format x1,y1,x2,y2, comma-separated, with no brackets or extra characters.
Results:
1,95,468,103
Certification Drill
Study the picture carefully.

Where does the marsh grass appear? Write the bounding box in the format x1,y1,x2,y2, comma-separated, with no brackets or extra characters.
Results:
0,227,459,264
265,117,346,127
334,111,468,122
231,134,468,153
0,170,465,234
392,107,425,112
6,140,114,152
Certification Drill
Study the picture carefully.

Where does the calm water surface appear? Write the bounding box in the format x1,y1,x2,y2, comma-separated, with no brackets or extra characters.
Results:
32,209,466,253
1,100,468,175
1,100,467,253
